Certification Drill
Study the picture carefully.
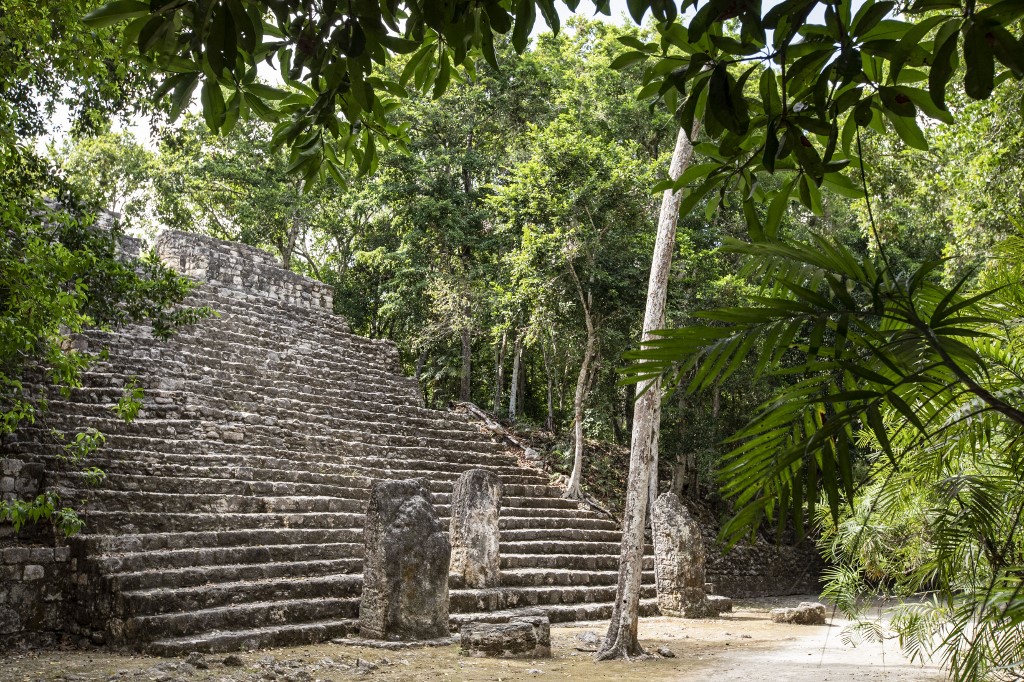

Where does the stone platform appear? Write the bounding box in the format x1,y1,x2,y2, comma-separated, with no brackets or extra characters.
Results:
3,230,659,653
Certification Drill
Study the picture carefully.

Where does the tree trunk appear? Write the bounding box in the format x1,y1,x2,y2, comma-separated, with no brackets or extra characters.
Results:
598,123,698,660
280,181,303,270
564,325,595,500
493,330,507,413
414,349,427,382
508,334,523,420
542,342,555,432
564,256,598,501
460,327,472,402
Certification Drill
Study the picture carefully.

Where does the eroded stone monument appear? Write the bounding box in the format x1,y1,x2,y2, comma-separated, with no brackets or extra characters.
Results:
770,601,827,625
460,615,551,658
359,479,450,640
449,468,502,588
652,492,720,618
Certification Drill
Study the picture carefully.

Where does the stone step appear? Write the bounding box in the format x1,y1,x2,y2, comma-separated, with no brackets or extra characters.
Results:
48,457,562,498
73,520,625,558
8,230,671,650
105,558,361,593
449,583,657,613
56,369,455,430
501,554,655,571
23,413,505,458
14,436,529,476
80,511,366,534
16,443,531,481
119,574,363,618
58,385,488,443
93,321,407,388
92,542,364,574
499,568,656,588
499,516,618,532
64,472,371,500
501,540,633,556
144,619,357,656
500,528,622,543
72,528,365,555
78,510,611,536
124,597,359,643
62,489,368,516
448,598,661,629
81,339,421,403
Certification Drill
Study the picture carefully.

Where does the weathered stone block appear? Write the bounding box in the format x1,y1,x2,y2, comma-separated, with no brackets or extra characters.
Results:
460,617,551,658
22,564,45,581
0,606,21,635
0,477,14,493
449,469,502,589
13,462,45,496
3,547,29,564
359,479,450,640
29,547,53,563
652,493,716,618
1,459,23,477
770,601,827,625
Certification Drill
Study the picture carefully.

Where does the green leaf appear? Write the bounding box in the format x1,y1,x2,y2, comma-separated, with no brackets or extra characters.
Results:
765,179,794,238
169,72,200,122
887,86,954,123
246,83,289,100
963,20,995,100
883,107,929,150
201,79,226,131
610,51,649,70
823,172,864,199
83,0,149,28
976,0,1024,23
928,23,961,110
627,0,649,23
433,50,451,99
707,63,750,136
853,1,896,38
511,0,535,53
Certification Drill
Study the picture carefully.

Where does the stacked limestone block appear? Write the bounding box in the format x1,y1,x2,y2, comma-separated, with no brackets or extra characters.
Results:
3,230,659,653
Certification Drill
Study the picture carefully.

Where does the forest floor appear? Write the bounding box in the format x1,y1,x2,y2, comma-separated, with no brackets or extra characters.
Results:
0,596,944,682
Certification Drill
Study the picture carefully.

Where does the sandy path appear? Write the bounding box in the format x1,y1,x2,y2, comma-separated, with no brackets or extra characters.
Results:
0,597,945,681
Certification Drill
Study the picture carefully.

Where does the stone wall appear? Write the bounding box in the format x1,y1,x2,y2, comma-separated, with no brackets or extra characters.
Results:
155,230,335,313
1,459,72,648
0,543,72,647
706,539,824,598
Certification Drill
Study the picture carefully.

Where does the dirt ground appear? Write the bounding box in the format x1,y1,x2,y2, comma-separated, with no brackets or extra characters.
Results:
0,596,945,682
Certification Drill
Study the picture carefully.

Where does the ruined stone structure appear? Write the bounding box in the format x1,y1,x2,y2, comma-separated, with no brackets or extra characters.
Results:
359,479,450,640
448,469,502,589
460,615,551,658
1,230,659,653
652,493,731,618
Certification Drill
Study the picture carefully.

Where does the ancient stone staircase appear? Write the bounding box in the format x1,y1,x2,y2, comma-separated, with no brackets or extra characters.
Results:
5,230,657,654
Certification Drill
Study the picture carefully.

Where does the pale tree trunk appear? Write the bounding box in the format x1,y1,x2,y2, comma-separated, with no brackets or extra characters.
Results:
564,261,596,501
493,330,507,413
598,124,698,660
508,334,523,420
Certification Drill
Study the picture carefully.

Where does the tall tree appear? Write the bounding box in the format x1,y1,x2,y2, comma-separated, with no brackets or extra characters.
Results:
600,123,697,657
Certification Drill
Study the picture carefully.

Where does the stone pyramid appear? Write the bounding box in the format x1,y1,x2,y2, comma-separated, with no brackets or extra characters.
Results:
6,230,657,654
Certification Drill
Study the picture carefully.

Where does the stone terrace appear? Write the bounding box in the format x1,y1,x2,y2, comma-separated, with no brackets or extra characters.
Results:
4,230,657,654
